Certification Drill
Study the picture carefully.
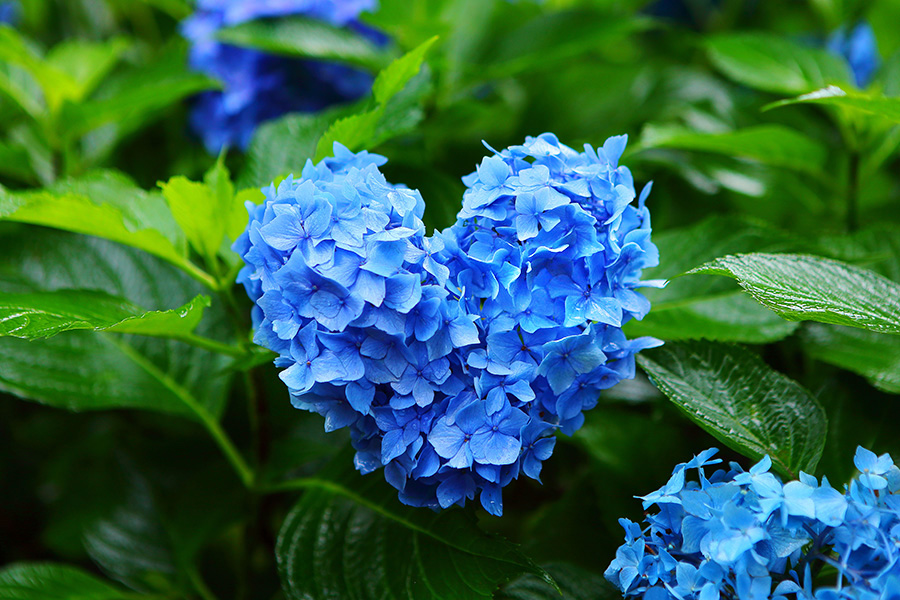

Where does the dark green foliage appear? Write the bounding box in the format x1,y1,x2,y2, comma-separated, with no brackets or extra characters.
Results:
2,1,900,599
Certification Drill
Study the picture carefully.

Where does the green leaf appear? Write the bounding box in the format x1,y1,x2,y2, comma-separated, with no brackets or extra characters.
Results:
0,563,129,600
485,11,646,78
0,290,208,340
625,293,800,343
801,324,900,394
46,37,129,102
637,341,827,478
706,33,851,95
636,124,827,174
0,25,80,112
159,159,237,264
765,85,900,124
624,216,802,343
688,253,900,334
498,562,617,600
57,45,217,141
313,37,437,162
0,228,231,419
239,112,334,189
217,16,392,71
314,109,382,161
0,170,217,287
276,456,551,600
372,36,437,105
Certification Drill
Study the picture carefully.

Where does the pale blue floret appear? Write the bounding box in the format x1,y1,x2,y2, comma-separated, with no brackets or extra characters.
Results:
606,447,900,600
235,136,660,515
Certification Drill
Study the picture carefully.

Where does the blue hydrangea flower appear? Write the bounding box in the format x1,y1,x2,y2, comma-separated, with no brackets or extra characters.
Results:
606,447,900,600
0,1,19,25
182,0,382,153
235,136,661,515
827,22,880,89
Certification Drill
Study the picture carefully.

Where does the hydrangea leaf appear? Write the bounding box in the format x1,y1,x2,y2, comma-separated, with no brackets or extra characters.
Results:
624,216,803,343
497,561,616,600
0,563,128,600
801,324,900,394
634,124,827,175
159,158,237,264
688,253,900,334
765,85,900,124
217,16,393,71
0,26,80,112
314,37,436,161
45,37,130,102
275,458,554,600
637,341,827,478
372,36,437,105
0,227,231,419
82,464,243,596
487,10,647,78
0,289,209,340
56,45,218,142
239,112,335,189
0,170,219,288
707,33,851,95
625,293,799,343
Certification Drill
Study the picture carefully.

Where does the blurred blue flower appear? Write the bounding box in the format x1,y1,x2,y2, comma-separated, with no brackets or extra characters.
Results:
182,0,382,153
828,22,880,88
0,1,19,25
235,136,660,515
606,447,900,600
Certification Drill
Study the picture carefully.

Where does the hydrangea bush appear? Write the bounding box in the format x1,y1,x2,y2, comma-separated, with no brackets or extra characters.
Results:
606,448,900,600
233,134,662,515
182,0,382,153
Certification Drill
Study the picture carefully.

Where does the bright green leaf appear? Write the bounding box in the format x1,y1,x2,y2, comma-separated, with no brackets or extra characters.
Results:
276,456,552,600
765,85,900,123
46,37,129,102
688,253,900,334
0,170,219,287
638,341,827,477
801,324,900,394
217,16,392,71
372,35,437,105
0,25,79,112
0,290,208,340
636,124,827,174
707,33,851,95
314,109,381,161
159,160,235,264
0,563,129,600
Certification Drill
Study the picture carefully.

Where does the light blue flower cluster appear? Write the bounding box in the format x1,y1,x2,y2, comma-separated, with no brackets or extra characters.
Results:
827,22,880,89
234,135,660,515
182,0,381,153
605,447,900,600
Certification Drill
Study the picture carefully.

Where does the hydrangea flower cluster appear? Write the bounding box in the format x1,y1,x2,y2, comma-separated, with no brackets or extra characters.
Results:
181,0,382,153
234,135,661,515
605,447,900,600
827,22,880,89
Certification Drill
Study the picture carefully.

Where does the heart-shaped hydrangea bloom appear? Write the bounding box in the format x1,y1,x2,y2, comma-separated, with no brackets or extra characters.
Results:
235,136,661,516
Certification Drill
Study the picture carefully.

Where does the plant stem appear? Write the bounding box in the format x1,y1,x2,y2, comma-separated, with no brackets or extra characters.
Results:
847,150,860,232
172,333,246,358
188,567,220,600
110,337,255,488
